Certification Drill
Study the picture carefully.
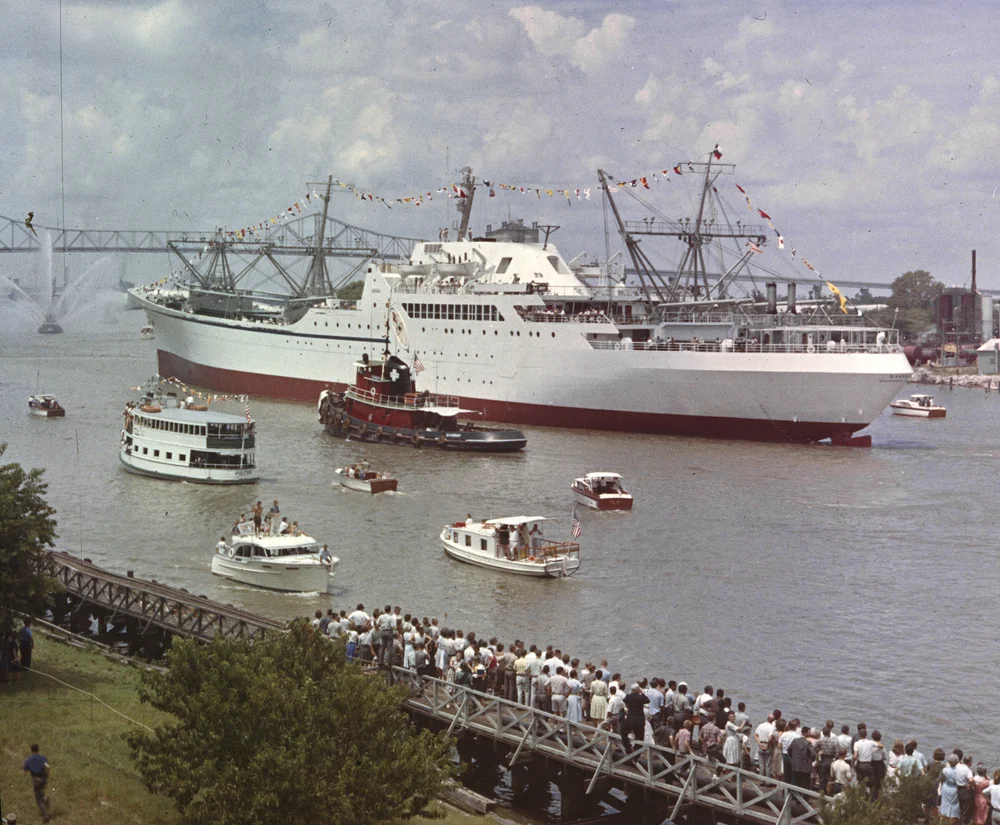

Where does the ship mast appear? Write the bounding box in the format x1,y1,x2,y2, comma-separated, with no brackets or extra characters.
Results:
601,149,768,310
456,167,476,240
303,175,336,295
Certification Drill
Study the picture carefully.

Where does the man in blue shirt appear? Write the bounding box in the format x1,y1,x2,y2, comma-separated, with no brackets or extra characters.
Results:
23,743,51,822
19,618,34,671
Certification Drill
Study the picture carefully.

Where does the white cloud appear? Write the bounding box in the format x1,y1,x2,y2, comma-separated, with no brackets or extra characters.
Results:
509,6,635,74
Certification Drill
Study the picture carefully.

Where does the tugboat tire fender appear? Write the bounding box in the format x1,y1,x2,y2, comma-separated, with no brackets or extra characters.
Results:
411,433,421,446
437,434,447,446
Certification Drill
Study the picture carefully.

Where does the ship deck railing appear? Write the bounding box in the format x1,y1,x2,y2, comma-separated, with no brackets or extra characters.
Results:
345,387,461,410
516,308,613,324
587,340,905,355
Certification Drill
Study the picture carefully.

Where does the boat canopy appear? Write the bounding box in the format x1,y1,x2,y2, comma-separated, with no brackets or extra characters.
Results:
30,394,59,401
584,472,621,481
484,516,549,526
909,394,934,401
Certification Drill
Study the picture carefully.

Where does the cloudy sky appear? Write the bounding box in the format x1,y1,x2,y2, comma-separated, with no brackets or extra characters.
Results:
3,0,998,289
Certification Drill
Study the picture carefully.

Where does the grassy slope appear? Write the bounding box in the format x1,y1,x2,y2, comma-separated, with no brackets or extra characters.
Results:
0,636,496,825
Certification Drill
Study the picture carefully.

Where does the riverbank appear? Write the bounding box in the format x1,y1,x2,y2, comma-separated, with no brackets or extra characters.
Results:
910,365,997,389
0,635,498,825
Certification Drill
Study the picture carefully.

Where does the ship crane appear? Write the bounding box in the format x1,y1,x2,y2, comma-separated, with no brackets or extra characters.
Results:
598,149,768,311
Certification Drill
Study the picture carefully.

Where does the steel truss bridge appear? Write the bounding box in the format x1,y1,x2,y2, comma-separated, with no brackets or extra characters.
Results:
0,213,422,261
395,669,822,825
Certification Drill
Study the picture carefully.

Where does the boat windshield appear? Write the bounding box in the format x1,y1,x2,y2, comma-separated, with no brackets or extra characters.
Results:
273,543,317,557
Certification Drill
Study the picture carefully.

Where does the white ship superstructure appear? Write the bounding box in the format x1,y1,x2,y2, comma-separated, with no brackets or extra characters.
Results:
133,165,912,444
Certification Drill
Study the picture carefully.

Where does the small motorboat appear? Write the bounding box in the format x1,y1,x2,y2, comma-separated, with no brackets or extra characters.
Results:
140,325,155,340
211,533,338,593
571,472,633,511
28,394,66,417
440,516,580,578
890,394,946,418
334,462,398,494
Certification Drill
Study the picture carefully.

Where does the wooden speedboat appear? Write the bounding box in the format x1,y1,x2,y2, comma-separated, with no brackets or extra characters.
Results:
571,472,632,511
211,533,337,592
890,394,946,418
334,463,398,494
28,394,66,417
440,516,580,577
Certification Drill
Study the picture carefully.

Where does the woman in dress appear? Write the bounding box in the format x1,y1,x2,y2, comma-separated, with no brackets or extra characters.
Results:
971,764,991,825
565,669,583,723
723,711,742,767
589,670,608,725
940,753,962,822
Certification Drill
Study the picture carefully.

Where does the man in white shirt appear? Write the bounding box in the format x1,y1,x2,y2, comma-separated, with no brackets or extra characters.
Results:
348,603,369,629
780,720,803,783
853,726,877,800
955,751,975,822
694,685,715,719
645,679,665,727
755,715,776,777
375,606,396,668
837,724,854,764
216,536,227,555
527,647,543,706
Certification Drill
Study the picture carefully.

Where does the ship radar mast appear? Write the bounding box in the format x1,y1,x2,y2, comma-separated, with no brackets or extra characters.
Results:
599,148,768,310
456,167,476,240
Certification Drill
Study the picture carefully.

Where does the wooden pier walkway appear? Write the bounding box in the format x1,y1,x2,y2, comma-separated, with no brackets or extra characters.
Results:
45,551,284,645
394,669,823,825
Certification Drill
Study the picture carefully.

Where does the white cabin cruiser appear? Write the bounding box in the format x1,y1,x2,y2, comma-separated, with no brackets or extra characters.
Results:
440,516,580,577
211,533,337,592
890,394,946,418
571,472,633,511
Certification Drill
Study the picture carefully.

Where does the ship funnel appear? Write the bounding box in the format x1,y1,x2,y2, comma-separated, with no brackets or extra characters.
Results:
787,283,797,314
766,282,777,314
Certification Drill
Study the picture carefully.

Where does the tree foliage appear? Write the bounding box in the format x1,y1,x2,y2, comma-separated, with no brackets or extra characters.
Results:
0,442,59,633
336,280,365,301
868,270,943,339
127,621,454,825
820,774,936,825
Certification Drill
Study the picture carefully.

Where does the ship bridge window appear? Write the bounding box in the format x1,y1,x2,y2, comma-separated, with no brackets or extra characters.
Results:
496,257,512,275
235,544,250,559
480,538,488,551
465,535,472,547
424,243,441,254
547,255,571,275
447,305,455,320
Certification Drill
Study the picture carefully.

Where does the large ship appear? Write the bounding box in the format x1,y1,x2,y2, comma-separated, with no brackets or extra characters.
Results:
131,159,911,444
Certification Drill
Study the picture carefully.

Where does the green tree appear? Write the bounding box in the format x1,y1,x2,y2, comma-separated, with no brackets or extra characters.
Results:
0,443,59,633
336,280,365,300
867,270,943,339
127,621,454,825
820,774,935,825
854,287,875,304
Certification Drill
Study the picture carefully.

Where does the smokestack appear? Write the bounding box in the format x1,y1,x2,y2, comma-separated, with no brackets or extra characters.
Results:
787,283,797,314
766,282,777,314
972,249,977,294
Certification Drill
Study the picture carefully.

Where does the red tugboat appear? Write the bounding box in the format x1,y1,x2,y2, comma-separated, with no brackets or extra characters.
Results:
318,354,527,451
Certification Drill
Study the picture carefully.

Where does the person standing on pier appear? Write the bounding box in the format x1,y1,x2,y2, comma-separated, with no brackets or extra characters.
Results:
755,714,777,777
853,726,878,801
375,606,396,668
514,649,530,706
621,684,650,755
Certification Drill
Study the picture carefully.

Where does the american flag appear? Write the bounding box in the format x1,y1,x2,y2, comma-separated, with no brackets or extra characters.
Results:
414,356,425,374
571,507,582,539
244,398,252,426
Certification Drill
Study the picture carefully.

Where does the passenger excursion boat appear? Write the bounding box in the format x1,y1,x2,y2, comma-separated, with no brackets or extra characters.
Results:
28,394,66,417
890,394,947,418
120,384,258,484
318,354,527,451
440,516,581,577
334,462,398,494
211,533,337,592
571,472,633,511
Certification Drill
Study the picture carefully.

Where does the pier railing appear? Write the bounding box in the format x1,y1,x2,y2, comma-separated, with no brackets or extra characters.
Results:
394,670,822,825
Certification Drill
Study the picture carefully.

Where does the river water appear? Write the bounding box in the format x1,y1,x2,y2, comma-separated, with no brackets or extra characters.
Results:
2,308,998,766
